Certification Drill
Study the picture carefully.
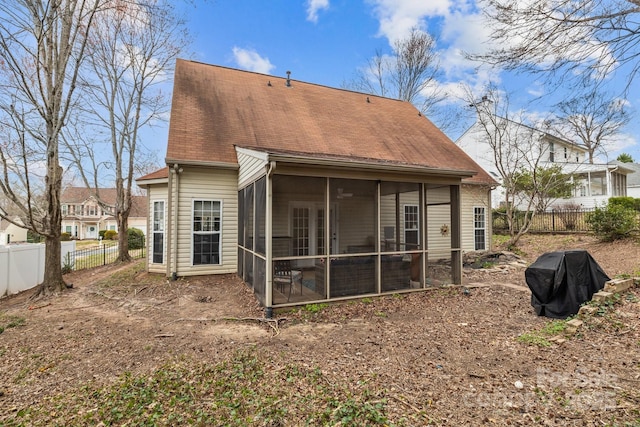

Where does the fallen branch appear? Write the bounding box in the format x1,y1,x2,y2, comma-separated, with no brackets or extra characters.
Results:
28,302,52,310
154,333,175,338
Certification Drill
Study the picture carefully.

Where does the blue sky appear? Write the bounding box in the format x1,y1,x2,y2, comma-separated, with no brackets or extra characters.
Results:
158,0,639,163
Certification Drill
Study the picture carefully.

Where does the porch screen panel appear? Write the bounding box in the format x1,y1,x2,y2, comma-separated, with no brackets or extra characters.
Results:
255,177,266,255
330,178,377,254
380,182,421,291
244,184,254,251
272,175,325,257
238,188,245,248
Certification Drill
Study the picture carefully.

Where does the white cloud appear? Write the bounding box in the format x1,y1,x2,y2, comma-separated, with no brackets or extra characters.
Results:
306,0,329,23
231,47,275,74
367,0,461,44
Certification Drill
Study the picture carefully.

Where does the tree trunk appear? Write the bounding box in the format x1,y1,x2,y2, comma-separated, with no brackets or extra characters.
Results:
117,211,131,262
36,165,66,297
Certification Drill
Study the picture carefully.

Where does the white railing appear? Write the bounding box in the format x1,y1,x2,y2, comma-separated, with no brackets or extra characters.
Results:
0,241,76,298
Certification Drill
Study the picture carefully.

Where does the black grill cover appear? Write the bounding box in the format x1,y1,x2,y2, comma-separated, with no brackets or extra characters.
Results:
525,250,610,319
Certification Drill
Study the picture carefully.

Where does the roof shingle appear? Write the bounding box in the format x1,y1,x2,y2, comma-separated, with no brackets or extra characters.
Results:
166,60,495,185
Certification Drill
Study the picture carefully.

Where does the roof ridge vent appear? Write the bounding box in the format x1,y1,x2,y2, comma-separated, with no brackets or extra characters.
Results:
286,71,291,87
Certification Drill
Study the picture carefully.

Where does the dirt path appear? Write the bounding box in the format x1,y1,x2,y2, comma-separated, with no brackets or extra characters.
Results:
1,235,639,425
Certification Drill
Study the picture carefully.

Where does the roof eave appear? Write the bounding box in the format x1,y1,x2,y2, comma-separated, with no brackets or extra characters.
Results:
266,152,477,179
165,158,240,170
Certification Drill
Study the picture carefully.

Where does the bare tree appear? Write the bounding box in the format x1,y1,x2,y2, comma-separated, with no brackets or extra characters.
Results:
476,0,640,90
0,0,101,296
551,89,630,163
64,0,188,261
461,85,574,246
346,28,443,115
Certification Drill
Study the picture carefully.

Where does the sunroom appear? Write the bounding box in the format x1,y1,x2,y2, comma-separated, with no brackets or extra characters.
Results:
236,149,471,314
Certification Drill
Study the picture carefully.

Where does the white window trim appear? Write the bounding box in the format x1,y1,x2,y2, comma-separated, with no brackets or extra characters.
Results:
152,200,166,265
473,206,487,251
191,199,223,266
403,204,420,250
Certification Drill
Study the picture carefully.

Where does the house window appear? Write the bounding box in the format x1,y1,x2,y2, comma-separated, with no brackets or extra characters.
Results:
192,200,221,265
152,200,165,264
62,205,68,215
549,142,555,162
404,205,419,250
474,207,486,251
292,207,310,256
65,226,72,233
87,206,96,216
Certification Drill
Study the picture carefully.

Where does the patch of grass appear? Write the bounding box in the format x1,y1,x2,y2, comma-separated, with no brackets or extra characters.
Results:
517,319,568,347
361,297,373,304
517,333,553,347
481,261,495,269
4,349,402,427
0,315,26,334
492,234,510,247
301,303,329,313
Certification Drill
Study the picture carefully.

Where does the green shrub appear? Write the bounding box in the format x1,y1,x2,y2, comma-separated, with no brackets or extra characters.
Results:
586,203,638,241
98,230,107,239
60,232,71,241
27,230,44,243
104,230,117,240
608,196,640,211
127,228,144,250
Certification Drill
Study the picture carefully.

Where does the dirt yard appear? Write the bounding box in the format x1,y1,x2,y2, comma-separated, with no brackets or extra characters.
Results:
0,234,639,426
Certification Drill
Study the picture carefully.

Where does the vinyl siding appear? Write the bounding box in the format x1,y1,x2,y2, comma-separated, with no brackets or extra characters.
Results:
146,184,168,274
174,167,238,276
461,185,492,253
237,148,268,189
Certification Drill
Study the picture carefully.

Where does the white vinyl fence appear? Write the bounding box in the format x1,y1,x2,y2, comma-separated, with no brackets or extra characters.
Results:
0,241,75,298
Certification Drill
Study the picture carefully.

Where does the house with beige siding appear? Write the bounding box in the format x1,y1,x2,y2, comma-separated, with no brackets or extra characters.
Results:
137,60,496,315
60,187,147,239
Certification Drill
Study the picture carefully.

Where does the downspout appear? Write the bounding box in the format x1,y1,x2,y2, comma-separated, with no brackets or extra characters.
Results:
166,168,173,278
264,160,276,318
171,163,183,280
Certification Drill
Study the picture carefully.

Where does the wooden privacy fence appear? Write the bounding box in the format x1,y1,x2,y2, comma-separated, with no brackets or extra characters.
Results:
493,208,595,233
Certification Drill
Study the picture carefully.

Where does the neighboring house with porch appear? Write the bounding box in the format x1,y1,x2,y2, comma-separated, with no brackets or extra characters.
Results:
457,115,632,210
617,162,640,198
60,187,148,239
136,60,496,314
0,216,28,245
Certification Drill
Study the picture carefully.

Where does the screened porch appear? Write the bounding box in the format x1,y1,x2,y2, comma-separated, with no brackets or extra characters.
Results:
238,173,462,310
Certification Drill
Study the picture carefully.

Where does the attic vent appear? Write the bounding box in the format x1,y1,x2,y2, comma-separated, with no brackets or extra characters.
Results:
286,70,291,87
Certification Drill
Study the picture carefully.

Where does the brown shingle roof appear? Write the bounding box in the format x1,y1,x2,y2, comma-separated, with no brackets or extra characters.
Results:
137,167,169,181
166,59,495,185
61,187,147,218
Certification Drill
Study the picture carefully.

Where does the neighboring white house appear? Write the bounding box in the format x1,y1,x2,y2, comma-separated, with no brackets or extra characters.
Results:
60,187,148,239
0,217,28,245
457,114,632,210
617,162,640,198
137,60,497,313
